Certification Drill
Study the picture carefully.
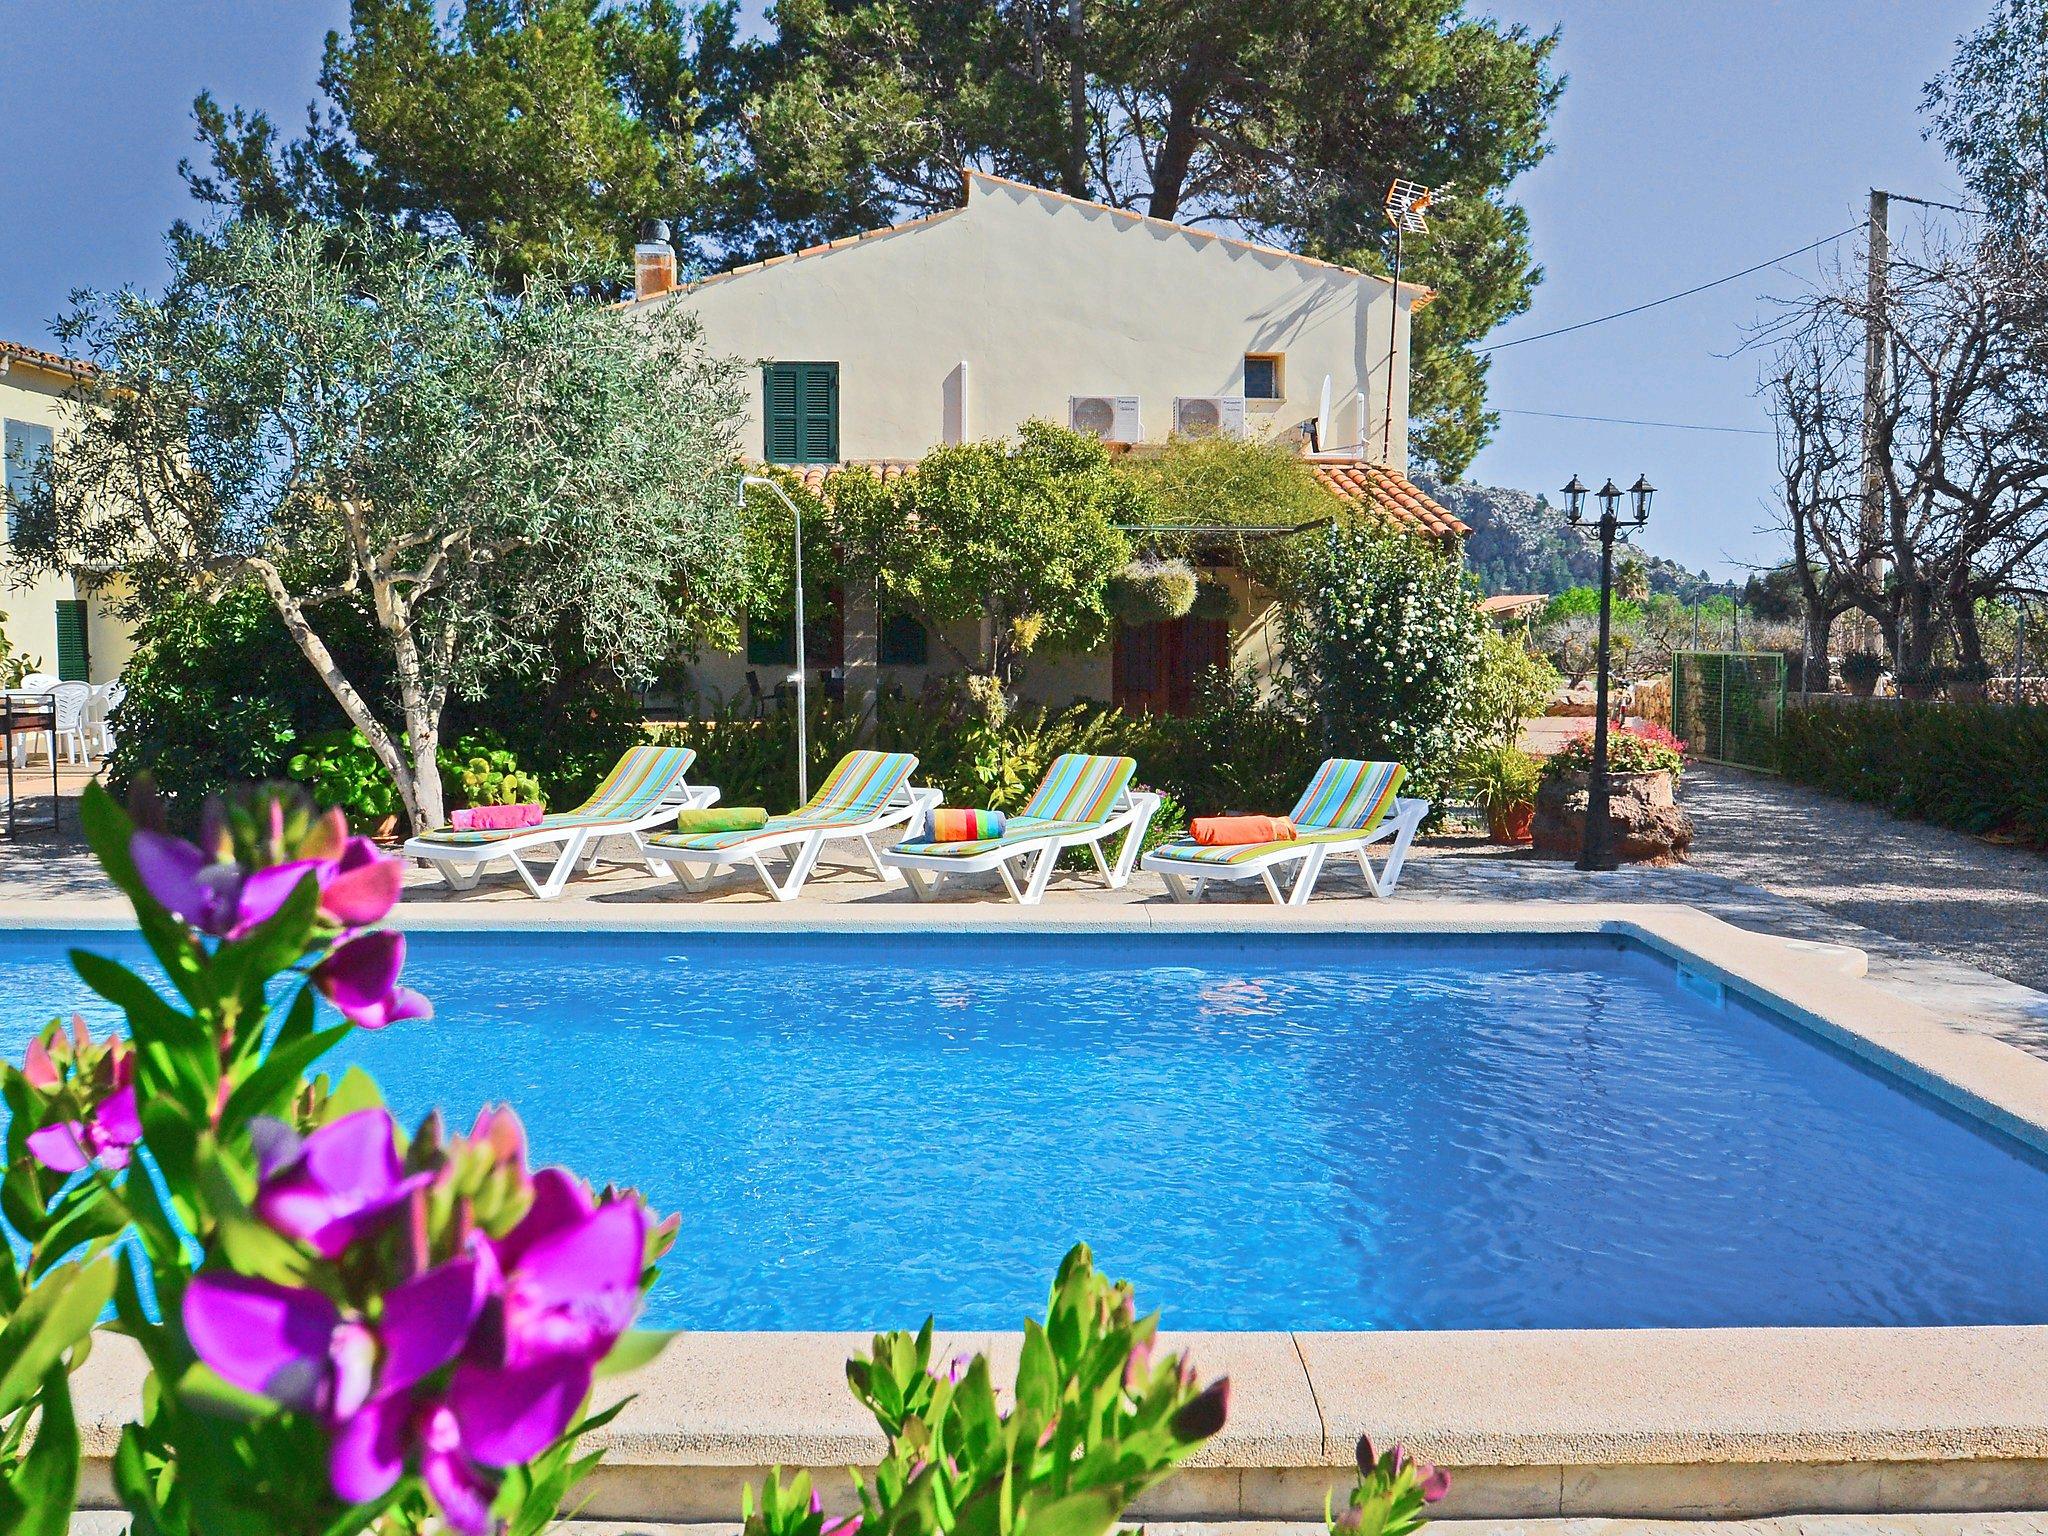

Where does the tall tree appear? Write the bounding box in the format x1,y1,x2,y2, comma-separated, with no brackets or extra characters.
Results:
16,220,745,832
183,0,759,287
748,0,1561,476
1923,0,2048,225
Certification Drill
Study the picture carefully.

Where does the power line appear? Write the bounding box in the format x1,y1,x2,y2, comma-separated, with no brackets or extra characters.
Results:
1474,223,1867,354
1496,407,1771,436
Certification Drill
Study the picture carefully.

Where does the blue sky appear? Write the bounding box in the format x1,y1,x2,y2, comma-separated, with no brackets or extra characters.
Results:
0,1,1979,577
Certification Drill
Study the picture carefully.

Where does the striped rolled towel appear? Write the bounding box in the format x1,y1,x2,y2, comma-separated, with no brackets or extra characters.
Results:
1189,814,1297,846
928,808,1006,842
451,802,545,831
670,807,769,834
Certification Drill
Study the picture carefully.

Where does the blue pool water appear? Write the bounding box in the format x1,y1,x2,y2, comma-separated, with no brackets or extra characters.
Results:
4,926,2047,1332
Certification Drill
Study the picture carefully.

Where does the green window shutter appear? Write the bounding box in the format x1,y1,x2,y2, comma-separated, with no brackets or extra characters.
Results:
763,362,839,464
54,600,88,682
799,363,838,462
763,365,800,462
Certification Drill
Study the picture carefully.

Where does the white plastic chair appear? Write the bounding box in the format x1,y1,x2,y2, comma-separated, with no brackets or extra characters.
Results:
47,683,90,765
83,680,123,757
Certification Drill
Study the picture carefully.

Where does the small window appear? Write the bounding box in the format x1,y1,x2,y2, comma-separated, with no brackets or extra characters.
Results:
763,362,839,464
4,419,54,541
1243,354,1282,401
879,612,928,667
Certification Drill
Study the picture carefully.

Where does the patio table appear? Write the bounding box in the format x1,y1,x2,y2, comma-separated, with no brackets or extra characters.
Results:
1,692,61,836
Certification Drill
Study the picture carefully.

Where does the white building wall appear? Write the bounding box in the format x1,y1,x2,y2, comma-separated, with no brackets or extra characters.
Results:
0,364,130,684
648,174,1417,463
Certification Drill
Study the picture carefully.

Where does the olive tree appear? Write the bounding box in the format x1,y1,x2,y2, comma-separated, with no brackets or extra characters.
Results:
22,218,745,832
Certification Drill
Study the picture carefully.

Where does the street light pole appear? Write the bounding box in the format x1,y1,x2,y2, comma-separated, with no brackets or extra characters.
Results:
1563,474,1654,872
741,475,809,804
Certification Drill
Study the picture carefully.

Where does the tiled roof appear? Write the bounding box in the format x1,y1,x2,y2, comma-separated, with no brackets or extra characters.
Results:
782,460,920,494
636,173,1434,307
1306,459,1468,540
1479,593,1549,617
0,340,93,382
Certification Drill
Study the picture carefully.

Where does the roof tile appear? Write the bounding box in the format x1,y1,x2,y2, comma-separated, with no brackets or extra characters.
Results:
1305,459,1468,540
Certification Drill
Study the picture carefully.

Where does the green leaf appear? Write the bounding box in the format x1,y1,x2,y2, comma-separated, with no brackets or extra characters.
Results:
0,1255,115,1419
594,1329,674,1379
0,1363,83,1536
218,1022,351,1133
321,1067,384,1118
175,1361,277,1424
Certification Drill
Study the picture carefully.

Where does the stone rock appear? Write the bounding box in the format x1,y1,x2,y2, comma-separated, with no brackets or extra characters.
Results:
1531,770,1693,864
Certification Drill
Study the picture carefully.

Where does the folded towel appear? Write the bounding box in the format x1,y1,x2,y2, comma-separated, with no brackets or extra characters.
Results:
451,802,544,831
928,808,1005,842
1190,814,1296,846
670,806,769,834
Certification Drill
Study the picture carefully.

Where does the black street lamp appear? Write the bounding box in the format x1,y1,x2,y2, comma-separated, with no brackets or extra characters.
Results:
1562,472,1654,871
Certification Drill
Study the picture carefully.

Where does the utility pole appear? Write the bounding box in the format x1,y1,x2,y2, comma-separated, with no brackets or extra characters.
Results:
1859,188,1890,649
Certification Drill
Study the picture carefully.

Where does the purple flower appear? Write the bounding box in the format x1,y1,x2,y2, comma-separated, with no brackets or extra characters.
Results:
184,1255,494,1530
254,1108,432,1258
322,836,405,928
130,828,405,941
1391,1446,1449,1503
23,1030,141,1174
473,1168,646,1373
313,932,432,1031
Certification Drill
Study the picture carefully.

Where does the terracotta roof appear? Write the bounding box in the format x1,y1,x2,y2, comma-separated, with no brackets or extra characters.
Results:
781,460,920,494
0,340,93,383
1306,459,1468,540
636,173,1434,307
1480,593,1549,617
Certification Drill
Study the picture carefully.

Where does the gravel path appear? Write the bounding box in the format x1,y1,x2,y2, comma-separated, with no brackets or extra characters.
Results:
1678,763,2048,995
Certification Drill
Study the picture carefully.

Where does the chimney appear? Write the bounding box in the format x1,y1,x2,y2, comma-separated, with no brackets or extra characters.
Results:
634,219,677,301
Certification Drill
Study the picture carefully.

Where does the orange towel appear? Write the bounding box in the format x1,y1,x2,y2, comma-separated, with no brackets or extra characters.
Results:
1190,815,1297,846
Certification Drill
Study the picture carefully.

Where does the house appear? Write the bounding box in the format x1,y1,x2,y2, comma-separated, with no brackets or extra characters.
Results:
0,341,130,684
627,172,1466,711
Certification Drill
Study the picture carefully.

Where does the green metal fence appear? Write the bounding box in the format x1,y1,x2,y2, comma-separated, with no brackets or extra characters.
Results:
1671,652,1786,770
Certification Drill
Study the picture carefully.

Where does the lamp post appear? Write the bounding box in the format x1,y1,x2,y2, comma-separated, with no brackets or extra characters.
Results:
1562,473,1654,871
741,475,809,804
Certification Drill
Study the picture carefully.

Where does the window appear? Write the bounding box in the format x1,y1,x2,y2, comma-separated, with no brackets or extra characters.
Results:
879,612,928,667
4,418,54,541
763,362,839,464
1243,354,1282,401
54,600,89,682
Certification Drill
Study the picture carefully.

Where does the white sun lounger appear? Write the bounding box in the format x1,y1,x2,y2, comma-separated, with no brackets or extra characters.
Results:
642,750,940,902
879,753,1161,905
1141,759,1425,906
403,744,716,899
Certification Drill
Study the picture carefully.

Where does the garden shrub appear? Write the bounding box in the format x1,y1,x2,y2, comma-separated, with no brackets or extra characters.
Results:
285,728,405,830
1104,557,1199,625
1780,701,2048,845
1459,630,1561,753
1281,523,1486,807
1544,721,1687,783
107,586,381,826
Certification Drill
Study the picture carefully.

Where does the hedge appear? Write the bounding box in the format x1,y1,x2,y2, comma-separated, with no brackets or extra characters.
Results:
1780,701,2048,847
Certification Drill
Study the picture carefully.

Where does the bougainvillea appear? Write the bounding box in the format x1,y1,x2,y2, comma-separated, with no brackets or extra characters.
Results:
1546,721,1687,782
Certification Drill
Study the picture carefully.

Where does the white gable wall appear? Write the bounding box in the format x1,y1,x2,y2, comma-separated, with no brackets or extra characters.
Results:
647,175,1415,464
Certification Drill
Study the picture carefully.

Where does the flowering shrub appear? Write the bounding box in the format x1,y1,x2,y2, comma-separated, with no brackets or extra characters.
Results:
1545,721,1687,782
1281,524,1487,807
0,778,675,1534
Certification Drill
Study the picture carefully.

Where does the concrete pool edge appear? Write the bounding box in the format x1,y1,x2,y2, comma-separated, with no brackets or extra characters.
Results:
29,898,2048,1521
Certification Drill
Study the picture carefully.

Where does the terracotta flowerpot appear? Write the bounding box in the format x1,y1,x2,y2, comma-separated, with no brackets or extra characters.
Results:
1487,801,1535,844
1845,674,1878,699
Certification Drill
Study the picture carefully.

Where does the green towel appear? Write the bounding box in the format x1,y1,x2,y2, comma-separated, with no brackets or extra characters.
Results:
670,807,769,833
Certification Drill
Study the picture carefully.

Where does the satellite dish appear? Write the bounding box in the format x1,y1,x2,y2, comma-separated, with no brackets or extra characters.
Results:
1317,375,1333,451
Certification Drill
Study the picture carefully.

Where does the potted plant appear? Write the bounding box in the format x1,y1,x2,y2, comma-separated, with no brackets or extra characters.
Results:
1190,576,1237,623
1839,650,1885,698
1896,663,1939,701
1543,720,1687,802
1461,741,1542,843
1943,659,1994,702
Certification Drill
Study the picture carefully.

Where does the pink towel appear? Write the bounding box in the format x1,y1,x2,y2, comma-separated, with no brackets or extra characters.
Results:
451,802,544,831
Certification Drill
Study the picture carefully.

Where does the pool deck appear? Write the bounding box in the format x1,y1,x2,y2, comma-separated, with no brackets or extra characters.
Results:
14,783,2048,1526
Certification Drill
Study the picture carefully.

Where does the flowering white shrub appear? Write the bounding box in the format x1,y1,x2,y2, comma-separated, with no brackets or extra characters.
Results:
1282,525,1487,806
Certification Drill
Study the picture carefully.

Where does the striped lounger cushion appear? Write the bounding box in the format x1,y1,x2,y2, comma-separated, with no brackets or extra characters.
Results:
892,754,1136,858
650,750,917,851
1154,760,1406,866
414,745,696,846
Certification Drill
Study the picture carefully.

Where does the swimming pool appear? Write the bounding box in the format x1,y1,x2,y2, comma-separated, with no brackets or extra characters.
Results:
3,925,2045,1332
